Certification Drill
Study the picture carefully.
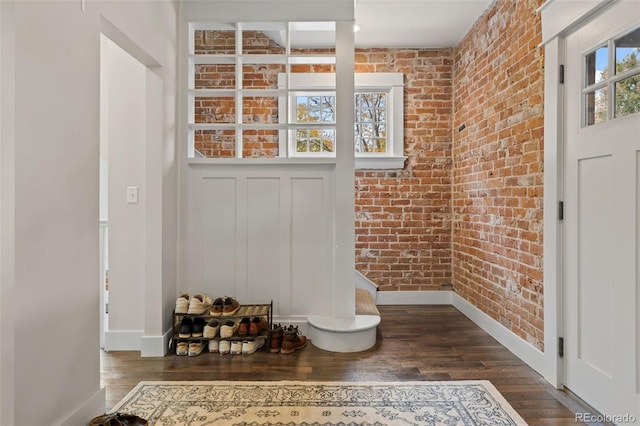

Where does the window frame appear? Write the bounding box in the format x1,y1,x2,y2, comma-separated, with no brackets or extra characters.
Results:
278,72,405,169
582,25,640,127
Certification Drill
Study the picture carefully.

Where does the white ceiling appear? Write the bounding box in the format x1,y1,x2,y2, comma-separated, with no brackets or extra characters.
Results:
354,0,492,48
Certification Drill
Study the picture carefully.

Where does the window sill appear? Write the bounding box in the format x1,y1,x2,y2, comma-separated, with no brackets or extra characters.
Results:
187,156,407,170
188,157,337,166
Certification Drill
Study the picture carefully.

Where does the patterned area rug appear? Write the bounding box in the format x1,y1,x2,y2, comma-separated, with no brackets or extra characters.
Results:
111,380,528,425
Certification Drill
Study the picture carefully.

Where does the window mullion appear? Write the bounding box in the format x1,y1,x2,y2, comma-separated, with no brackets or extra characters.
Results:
235,23,243,159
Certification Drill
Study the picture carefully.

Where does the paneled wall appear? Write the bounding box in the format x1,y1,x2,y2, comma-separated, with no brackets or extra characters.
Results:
185,164,335,317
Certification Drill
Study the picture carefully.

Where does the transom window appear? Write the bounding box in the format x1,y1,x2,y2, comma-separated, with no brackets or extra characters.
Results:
584,26,640,126
187,22,404,169
280,72,405,168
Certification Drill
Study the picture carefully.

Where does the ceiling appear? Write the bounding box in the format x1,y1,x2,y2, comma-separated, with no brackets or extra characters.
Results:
354,0,492,48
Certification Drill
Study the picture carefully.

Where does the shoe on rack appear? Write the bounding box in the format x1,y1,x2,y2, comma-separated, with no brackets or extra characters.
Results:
281,325,307,354
222,296,240,316
230,341,243,355
219,340,231,355
208,339,219,353
220,320,238,339
175,293,190,314
188,341,204,356
176,341,188,356
192,317,206,338
187,293,212,315
249,317,268,336
242,337,266,355
269,324,283,353
210,297,224,316
179,317,193,338
203,319,220,339
237,317,251,337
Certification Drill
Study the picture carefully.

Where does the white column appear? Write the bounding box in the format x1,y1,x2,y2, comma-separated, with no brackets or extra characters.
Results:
333,20,355,318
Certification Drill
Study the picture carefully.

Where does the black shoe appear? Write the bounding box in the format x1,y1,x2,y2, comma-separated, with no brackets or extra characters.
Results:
179,317,192,338
192,317,205,338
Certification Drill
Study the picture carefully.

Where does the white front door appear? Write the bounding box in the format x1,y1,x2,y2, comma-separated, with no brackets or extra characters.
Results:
565,1,640,420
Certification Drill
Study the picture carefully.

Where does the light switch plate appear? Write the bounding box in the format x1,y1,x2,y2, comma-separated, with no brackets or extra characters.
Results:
127,186,139,204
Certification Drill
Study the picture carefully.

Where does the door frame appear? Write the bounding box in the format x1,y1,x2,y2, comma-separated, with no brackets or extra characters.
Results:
540,0,620,388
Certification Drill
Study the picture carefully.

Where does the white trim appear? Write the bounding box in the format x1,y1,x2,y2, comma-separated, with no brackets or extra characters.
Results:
280,72,405,168
104,331,143,351
140,329,173,357
542,36,565,389
57,387,105,426
451,293,545,376
539,0,615,45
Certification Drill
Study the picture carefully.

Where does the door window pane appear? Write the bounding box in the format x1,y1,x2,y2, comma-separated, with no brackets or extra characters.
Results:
615,27,640,75
586,45,608,86
586,87,608,126
615,73,640,118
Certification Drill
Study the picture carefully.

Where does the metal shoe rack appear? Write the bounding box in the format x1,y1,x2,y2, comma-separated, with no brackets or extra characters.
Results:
171,301,273,354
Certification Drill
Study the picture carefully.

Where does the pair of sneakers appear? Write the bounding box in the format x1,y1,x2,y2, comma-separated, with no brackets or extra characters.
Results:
210,338,265,355
210,296,240,316
175,293,213,315
175,340,204,356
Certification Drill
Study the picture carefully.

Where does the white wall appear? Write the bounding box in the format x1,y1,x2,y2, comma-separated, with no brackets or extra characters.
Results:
0,1,16,424
102,35,147,349
1,1,178,424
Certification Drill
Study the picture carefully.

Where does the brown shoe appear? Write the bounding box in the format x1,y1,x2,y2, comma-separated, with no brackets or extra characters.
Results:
281,325,307,354
237,317,251,337
249,317,268,336
210,297,224,316
269,324,283,353
222,296,240,316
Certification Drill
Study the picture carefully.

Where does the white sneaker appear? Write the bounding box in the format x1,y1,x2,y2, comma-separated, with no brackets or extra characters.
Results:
220,320,238,339
230,341,243,355
188,341,204,356
242,337,266,355
208,339,219,353
203,320,220,339
187,293,213,315
219,340,231,355
176,341,188,356
175,293,190,314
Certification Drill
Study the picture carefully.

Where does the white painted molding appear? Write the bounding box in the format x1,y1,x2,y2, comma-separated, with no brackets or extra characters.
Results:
58,387,105,426
140,329,173,357
376,290,453,305
539,0,615,45
542,36,564,389
104,331,143,351
451,293,545,376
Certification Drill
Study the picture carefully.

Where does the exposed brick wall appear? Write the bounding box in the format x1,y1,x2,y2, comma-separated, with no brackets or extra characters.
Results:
452,0,545,349
354,49,453,291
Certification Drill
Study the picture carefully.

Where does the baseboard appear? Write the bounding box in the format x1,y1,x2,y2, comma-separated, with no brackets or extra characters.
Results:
57,387,105,426
451,293,545,375
104,331,143,351
376,290,453,305
140,329,173,357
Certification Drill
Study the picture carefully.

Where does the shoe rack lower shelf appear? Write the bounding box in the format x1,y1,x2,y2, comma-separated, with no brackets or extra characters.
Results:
171,302,272,354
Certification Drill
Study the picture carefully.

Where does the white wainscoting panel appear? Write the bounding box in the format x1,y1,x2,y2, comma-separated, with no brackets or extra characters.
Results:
186,165,335,317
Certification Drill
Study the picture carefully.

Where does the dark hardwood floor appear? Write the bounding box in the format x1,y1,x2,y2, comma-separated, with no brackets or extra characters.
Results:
101,305,601,425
